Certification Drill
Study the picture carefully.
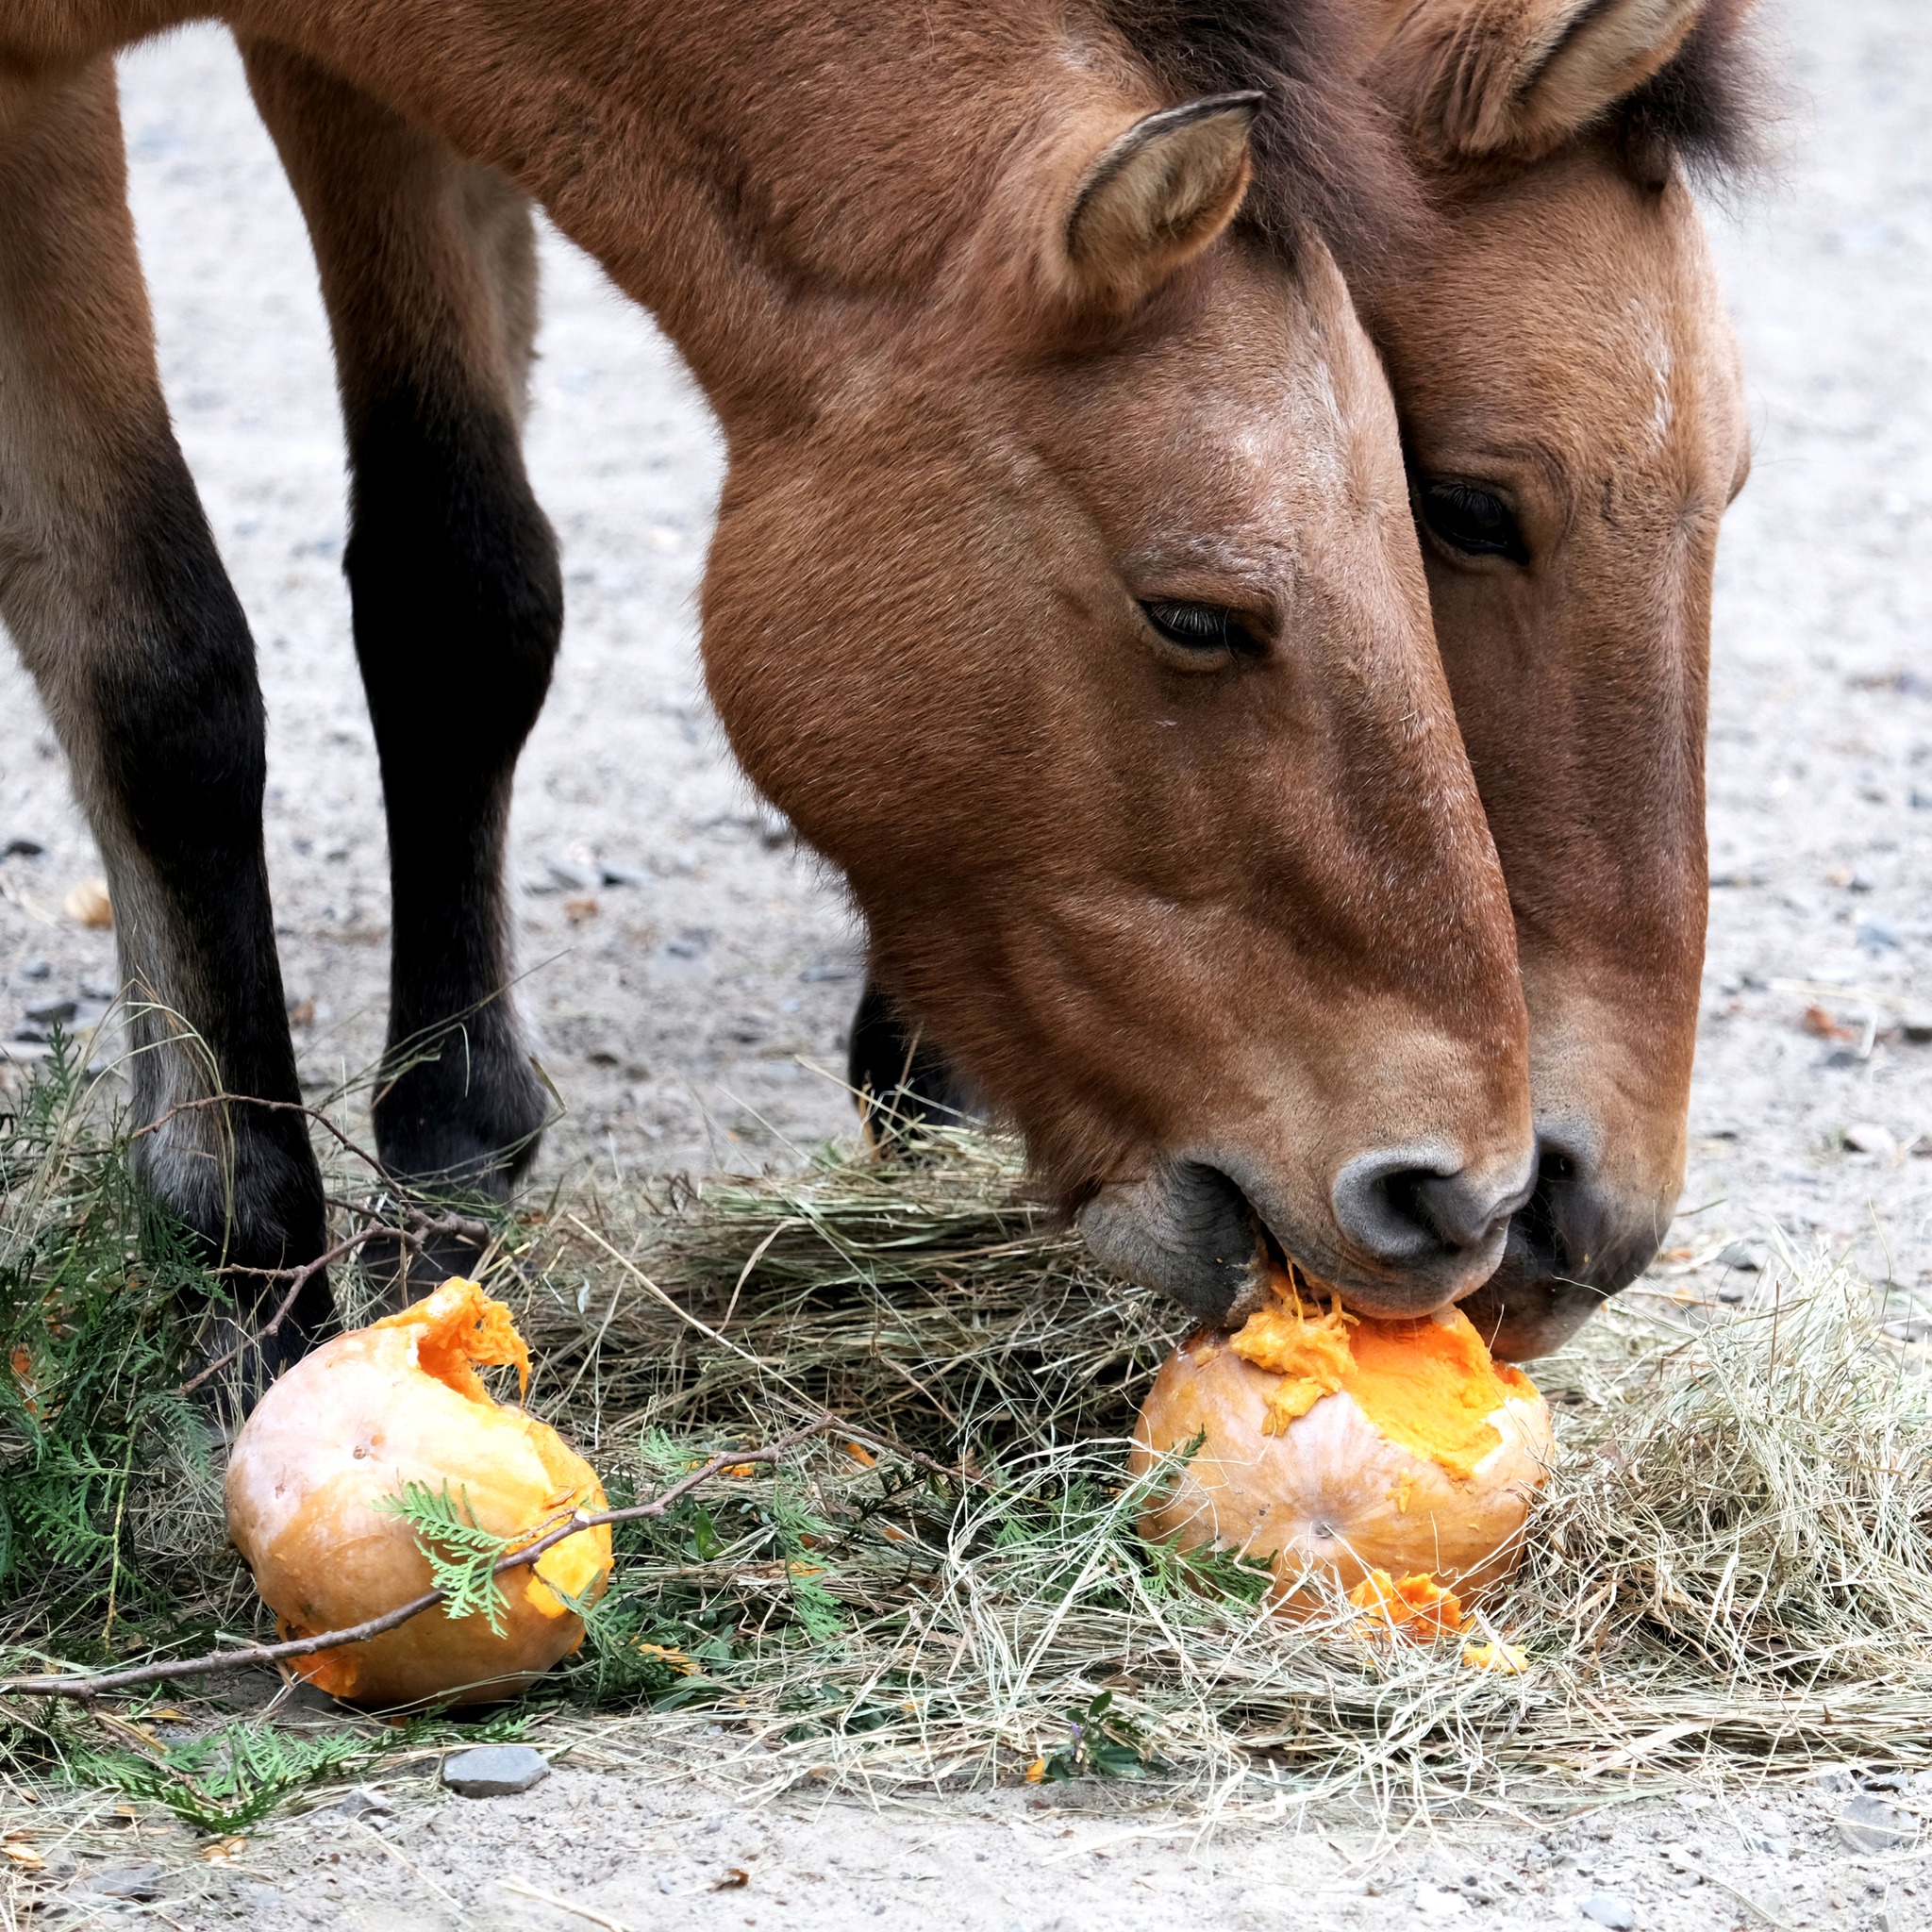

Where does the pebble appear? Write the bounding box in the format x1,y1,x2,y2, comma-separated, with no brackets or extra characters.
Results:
1579,1897,1637,1930
61,878,112,928
440,1744,551,1798
3,836,45,858
1716,1241,1762,1273
1903,1013,1932,1045
1844,1122,1898,1158
75,1865,165,1900
328,1786,395,1821
1839,1794,1915,1853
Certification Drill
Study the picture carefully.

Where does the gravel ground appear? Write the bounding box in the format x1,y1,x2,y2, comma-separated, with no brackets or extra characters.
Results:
4,1,1932,1925
22,1756,1932,1932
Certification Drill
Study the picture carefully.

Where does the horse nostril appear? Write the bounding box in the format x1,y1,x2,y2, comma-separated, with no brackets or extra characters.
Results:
1508,1126,1633,1283
1332,1148,1528,1270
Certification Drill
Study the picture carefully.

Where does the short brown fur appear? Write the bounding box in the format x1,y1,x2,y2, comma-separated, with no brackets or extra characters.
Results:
1357,0,1761,1353
0,0,1539,1342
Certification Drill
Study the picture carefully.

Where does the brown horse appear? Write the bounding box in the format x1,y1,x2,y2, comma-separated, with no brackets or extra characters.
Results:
0,0,1535,1369
854,0,1762,1357
1358,0,1759,1356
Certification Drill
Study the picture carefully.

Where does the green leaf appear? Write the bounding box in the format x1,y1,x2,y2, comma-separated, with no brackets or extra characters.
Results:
689,1505,724,1562
373,1480,513,1634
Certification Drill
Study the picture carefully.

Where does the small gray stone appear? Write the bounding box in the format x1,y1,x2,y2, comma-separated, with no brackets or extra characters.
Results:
3,837,45,859
1716,1241,1762,1273
1839,1794,1915,1853
440,1744,551,1798
1844,1122,1899,1159
75,1866,165,1901
1580,1897,1638,1930
25,999,77,1026
1902,1014,1932,1045
328,1785,395,1821
15,958,52,982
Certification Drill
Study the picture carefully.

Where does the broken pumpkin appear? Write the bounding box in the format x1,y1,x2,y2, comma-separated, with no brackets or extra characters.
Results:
225,1278,612,1707
1131,1268,1550,1616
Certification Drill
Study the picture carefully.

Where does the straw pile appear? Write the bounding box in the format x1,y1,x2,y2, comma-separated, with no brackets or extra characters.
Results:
501,1127,1932,1801
5,1067,1931,1820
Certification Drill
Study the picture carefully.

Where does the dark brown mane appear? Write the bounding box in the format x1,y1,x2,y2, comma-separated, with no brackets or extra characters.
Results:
1102,0,1424,272
1615,0,1779,185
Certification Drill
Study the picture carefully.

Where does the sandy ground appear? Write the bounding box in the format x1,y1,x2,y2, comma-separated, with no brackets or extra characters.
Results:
4,0,1932,1924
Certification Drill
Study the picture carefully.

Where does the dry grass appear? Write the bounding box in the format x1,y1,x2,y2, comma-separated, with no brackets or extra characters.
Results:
492,1128,1932,1807
4,1077,1930,1838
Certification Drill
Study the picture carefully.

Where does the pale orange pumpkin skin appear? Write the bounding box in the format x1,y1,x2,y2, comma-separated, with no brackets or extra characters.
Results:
1131,1320,1551,1613
225,1281,613,1708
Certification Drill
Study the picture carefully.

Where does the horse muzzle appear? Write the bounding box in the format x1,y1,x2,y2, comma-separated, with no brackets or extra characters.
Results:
1454,1124,1673,1359
1074,1141,1534,1326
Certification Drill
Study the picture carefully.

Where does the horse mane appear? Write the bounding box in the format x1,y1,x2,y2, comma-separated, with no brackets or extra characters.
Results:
1101,0,1424,274
1614,0,1780,185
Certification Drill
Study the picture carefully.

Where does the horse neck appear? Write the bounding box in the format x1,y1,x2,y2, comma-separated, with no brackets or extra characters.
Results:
238,0,1127,419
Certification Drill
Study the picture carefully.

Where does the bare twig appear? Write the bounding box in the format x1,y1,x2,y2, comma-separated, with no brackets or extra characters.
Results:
131,1091,388,1180
1,1417,947,1700
176,1224,423,1396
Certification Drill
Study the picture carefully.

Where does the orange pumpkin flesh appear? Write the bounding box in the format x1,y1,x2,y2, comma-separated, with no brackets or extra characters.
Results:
225,1278,613,1707
1131,1271,1550,1621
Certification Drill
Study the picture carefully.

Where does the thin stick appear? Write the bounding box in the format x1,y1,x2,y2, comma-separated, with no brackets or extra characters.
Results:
175,1224,421,1396
1,1417,949,1701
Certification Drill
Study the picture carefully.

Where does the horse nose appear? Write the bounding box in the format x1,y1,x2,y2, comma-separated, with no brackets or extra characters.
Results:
1518,1125,1666,1287
1457,1125,1671,1360
1331,1146,1532,1276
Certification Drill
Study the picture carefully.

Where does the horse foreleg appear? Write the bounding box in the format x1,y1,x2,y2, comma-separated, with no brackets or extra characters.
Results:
847,975,979,1147
0,59,328,1369
244,40,561,1277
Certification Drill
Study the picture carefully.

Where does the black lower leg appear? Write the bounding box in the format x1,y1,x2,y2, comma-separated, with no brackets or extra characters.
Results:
847,975,978,1146
89,447,329,1362
347,384,562,1207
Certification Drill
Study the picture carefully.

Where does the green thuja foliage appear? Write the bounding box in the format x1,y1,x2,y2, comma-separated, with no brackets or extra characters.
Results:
56,1719,368,1832
0,1039,233,1658
374,1480,514,1632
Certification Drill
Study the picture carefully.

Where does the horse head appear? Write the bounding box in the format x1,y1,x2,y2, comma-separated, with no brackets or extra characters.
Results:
701,28,1536,1326
1357,0,1762,1353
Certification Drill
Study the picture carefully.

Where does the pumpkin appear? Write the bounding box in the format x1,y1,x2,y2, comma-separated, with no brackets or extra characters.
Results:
1131,1270,1550,1618
225,1277,613,1707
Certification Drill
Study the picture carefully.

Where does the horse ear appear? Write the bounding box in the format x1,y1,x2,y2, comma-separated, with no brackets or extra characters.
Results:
1377,0,1709,162
1059,92,1261,311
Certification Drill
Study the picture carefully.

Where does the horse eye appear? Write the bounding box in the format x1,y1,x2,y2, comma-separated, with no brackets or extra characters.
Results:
1417,479,1528,564
1140,600,1253,655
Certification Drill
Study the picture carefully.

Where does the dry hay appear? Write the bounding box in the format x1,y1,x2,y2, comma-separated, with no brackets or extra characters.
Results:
4,1070,1931,1832
495,1127,1932,1807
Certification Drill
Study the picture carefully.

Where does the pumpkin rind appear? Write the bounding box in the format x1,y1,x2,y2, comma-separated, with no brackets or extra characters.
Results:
225,1279,612,1707
1131,1314,1550,1612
